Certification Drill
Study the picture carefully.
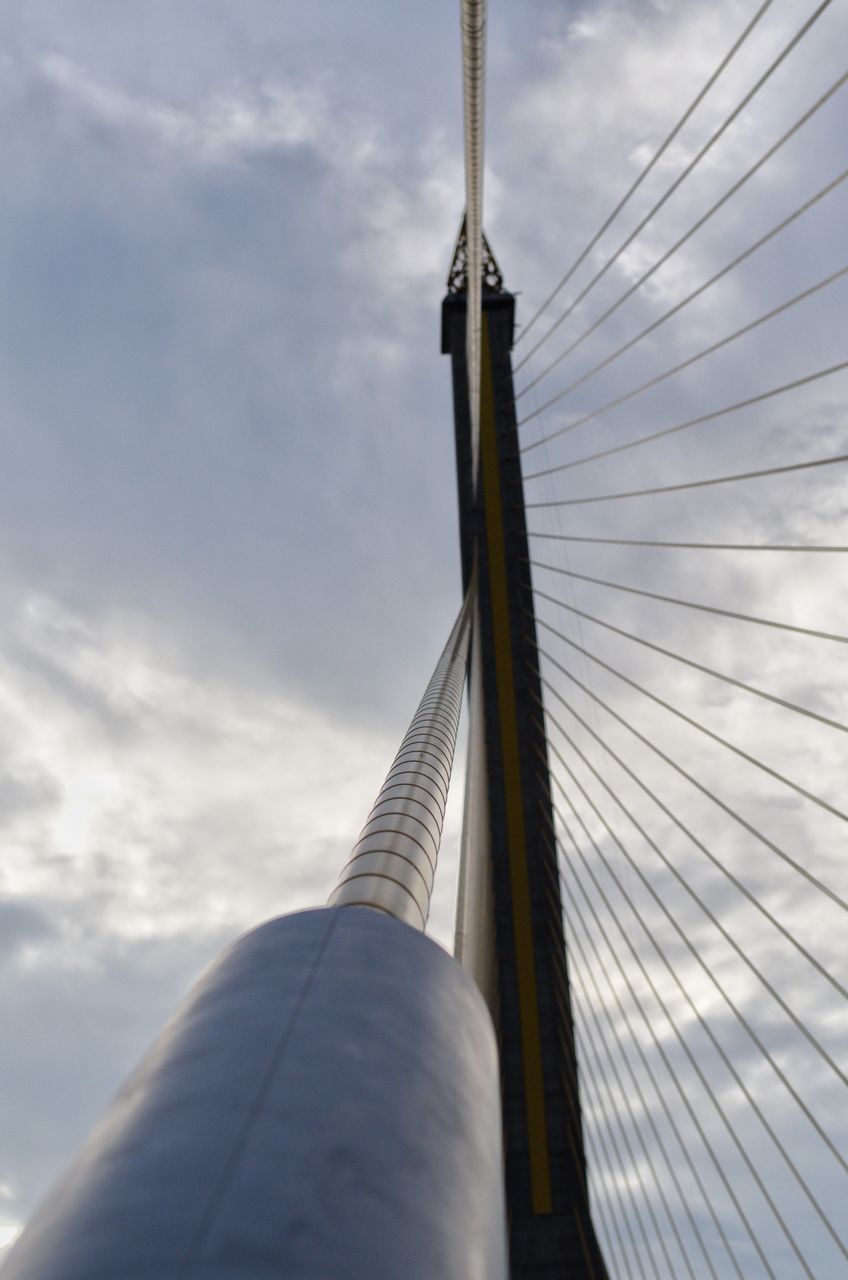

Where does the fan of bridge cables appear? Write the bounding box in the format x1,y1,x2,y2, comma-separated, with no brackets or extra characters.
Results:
511,0,848,1275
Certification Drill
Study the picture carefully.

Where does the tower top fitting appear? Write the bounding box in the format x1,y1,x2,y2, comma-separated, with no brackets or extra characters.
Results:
447,213,504,295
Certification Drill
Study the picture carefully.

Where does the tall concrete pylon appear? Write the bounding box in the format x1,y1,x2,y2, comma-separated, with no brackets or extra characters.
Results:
443,223,609,1279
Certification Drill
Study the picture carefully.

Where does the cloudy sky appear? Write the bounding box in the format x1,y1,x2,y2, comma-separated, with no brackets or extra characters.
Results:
0,0,845,1275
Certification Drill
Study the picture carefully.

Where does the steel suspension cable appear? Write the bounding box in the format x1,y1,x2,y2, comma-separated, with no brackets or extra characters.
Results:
532,628,848,915
514,0,836,375
578,1058,653,1280
518,264,848,430
572,1023,698,1280
522,358,848,466
551,806,823,1280
571,1137,621,1280
512,0,776,350
517,167,848,423
529,557,848,649
535,701,845,1111
524,448,848,508
461,0,486,475
569,997,679,1280
548,765,839,1275
589,1173,632,1280
547,775,770,1277
516,63,848,397
555,798,845,1259
555,849,735,1280
526,531,848,553
527,594,848,824
534,677,848,1017
533,730,848,1258
531,595,848,738
531,676,848,1169
558,757,835,1280
580,1105,637,1280
522,349,848,463
551,810,722,1280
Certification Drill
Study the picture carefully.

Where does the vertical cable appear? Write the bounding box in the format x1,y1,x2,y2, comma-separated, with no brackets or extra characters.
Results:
461,0,486,481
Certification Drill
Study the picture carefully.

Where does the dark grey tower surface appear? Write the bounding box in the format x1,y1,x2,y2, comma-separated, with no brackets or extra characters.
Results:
442,229,609,1279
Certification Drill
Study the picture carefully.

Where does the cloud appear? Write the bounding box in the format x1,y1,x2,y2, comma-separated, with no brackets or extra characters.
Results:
0,902,55,968
0,27,467,725
0,582,464,1231
37,53,332,162
0,588,397,933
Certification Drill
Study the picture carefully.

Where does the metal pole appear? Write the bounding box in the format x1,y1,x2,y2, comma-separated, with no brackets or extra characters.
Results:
454,597,498,1012
330,588,473,927
4,596,507,1280
461,0,486,482
2,910,508,1280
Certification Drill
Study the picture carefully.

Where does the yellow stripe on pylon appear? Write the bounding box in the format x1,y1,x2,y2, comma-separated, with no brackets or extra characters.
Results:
479,315,552,1214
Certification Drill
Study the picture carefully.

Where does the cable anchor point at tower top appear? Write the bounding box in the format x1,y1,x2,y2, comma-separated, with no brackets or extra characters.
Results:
447,212,504,295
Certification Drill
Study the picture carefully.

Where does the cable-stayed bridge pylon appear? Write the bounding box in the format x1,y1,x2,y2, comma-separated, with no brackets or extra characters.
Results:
4,1,847,1277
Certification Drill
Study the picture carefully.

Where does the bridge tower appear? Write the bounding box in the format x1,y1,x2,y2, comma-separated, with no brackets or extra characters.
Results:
442,221,608,1279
